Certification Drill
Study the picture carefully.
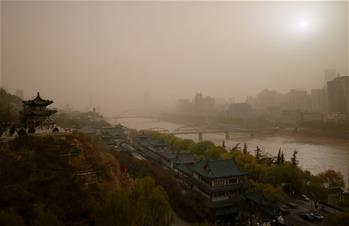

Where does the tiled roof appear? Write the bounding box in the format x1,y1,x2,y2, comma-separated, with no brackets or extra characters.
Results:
158,152,197,164
175,164,192,175
191,159,247,178
23,92,53,106
172,153,197,164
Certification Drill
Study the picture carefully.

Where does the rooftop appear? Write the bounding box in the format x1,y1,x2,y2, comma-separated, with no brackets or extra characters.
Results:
191,159,247,178
23,92,54,106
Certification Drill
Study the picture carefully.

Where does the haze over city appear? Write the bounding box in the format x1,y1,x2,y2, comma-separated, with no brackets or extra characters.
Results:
1,1,348,115
1,1,349,226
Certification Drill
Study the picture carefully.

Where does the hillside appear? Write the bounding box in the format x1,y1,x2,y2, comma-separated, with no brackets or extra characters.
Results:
0,133,173,226
0,89,22,123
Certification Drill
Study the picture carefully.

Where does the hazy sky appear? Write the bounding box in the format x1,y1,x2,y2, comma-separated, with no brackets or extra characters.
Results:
1,1,348,115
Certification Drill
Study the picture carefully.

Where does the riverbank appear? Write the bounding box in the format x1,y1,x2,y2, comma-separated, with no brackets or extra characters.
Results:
161,116,349,142
116,117,349,189
271,130,349,149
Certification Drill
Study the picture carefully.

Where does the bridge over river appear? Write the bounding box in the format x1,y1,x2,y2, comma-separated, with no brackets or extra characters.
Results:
114,117,349,188
146,126,252,141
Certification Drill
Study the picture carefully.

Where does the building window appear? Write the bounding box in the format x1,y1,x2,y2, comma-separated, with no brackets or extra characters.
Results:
229,177,238,184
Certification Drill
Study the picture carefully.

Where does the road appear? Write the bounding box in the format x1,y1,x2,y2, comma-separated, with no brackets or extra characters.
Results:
284,199,324,226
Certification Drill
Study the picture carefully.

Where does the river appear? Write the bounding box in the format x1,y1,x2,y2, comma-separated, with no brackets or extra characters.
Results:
115,117,349,189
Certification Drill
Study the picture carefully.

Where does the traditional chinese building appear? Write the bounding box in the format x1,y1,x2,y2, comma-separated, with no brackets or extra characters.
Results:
176,159,248,225
21,92,57,131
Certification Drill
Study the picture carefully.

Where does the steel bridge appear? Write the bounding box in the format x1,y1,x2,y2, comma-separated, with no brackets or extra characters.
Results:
145,126,251,141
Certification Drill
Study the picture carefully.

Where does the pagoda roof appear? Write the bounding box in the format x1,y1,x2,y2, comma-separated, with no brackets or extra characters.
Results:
191,159,247,179
23,92,54,106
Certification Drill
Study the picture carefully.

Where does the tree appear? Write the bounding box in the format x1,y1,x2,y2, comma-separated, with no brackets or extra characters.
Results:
291,150,298,166
130,177,173,226
95,177,173,226
303,176,327,207
254,183,286,203
95,188,131,226
280,151,285,165
318,170,345,189
255,146,262,162
243,143,248,154
276,149,281,165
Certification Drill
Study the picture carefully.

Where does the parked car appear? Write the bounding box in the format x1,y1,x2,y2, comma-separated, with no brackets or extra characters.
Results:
280,207,290,215
312,211,324,221
301,194,310,201
296,194,310,201
300,213,315,222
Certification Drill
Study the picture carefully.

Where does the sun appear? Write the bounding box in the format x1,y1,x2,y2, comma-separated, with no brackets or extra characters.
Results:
298,19,310,30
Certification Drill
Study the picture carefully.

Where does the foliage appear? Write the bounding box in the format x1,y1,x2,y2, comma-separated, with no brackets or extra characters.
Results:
243,143,248,154
53,111,110,129
0,89,22,124
290,150,298,166
113,151,210,223
302,175,327,202
140,131,334,210
318,169,345,188
0,134,129,226
95,177,173,226
253,183,286,203
144,131,225,160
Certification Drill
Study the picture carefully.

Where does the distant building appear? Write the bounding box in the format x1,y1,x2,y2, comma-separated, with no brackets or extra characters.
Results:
194,92,215,114
324,69,337,85
327,76,349,115
175,99,193,115
287,89,310,111
302,112,323,122
227,103,252,119
279,110,302,125
15,89,24,99
310,88,327,113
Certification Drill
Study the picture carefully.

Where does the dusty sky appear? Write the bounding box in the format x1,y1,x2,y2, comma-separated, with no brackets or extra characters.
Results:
1,1,348,115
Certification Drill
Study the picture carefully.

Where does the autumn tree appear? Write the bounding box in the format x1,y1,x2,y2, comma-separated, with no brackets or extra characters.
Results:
318,170,345,188
95,177,173,226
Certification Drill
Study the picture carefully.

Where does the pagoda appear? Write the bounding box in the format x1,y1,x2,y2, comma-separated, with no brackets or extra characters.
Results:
21,92,57,132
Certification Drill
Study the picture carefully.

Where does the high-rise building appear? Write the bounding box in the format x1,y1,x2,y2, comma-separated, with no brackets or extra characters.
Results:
324,69,337,85
311,88,327,113
327,76,349,115
287,89,310,111
194,92,215,114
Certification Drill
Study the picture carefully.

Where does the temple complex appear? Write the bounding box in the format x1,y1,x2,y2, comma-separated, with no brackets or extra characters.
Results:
21,92,57,132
